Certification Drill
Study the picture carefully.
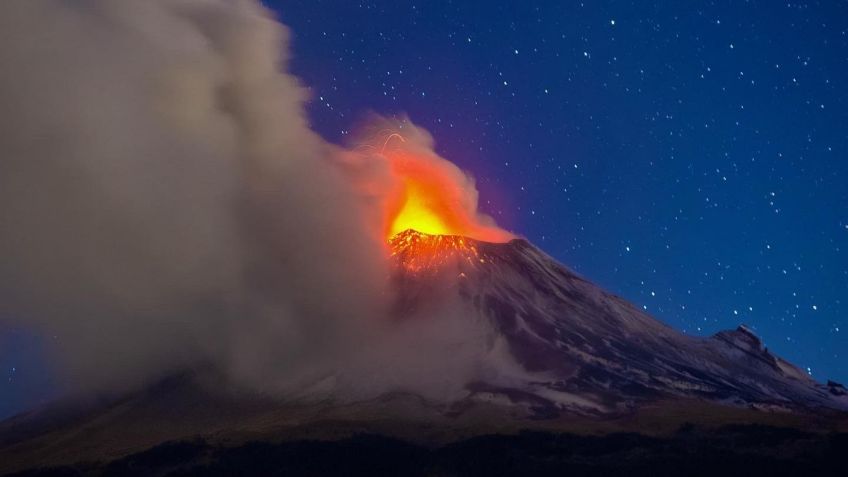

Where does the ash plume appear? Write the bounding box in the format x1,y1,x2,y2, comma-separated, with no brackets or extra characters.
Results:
341,115,513,242
0,0,508,401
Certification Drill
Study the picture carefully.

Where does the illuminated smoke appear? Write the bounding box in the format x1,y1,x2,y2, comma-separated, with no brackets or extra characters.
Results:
343,115,513,243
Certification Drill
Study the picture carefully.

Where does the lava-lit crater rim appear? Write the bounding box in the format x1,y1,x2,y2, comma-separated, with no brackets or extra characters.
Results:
388,228,524,246
387,229,530,274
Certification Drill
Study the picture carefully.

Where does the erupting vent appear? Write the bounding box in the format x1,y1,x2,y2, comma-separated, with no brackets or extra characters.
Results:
388,229,488,273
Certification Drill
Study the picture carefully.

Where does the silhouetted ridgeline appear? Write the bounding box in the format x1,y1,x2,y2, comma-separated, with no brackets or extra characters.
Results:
6,425,847,477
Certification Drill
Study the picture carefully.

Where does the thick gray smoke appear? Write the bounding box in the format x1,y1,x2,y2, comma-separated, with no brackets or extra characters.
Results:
0,0,392,396
0,0,505,402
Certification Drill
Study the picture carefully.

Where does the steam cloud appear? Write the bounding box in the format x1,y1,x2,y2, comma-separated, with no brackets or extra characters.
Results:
0,0,511,402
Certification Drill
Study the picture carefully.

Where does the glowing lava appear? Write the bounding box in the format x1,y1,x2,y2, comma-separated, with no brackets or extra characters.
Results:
389,229,487,273
389,180,451,237
379,133,513,243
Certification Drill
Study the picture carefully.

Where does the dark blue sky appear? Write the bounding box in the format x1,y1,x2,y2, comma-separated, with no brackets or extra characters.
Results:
2,0,846,419
267,0,846,381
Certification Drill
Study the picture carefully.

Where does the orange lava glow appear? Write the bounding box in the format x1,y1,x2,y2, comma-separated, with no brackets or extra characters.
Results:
389,229,487,273
389,179,452,237
380,134,513,243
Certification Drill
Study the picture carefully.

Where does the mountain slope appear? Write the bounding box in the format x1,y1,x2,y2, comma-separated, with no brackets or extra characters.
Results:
388,229,847,416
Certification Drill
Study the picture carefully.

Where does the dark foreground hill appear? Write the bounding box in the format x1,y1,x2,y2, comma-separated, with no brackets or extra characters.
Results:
6,425,848,477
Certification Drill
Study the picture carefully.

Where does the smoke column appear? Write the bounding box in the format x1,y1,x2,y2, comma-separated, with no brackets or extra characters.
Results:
0,0,511,401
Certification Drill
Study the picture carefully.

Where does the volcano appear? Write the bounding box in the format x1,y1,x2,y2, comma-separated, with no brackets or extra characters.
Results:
1,230,847,475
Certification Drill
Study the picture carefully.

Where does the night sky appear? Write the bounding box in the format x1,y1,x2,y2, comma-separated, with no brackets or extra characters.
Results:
2,0,846,418
267,0,846,381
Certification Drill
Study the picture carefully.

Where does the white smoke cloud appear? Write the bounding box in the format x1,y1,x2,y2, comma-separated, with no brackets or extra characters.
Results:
0,0,508,404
